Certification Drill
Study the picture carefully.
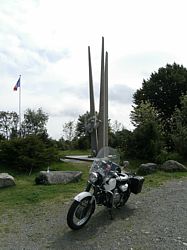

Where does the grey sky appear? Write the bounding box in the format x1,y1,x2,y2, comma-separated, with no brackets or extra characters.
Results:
1,0,187,139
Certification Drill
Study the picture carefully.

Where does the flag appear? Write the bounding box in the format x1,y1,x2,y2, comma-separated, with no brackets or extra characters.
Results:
13,77,21,91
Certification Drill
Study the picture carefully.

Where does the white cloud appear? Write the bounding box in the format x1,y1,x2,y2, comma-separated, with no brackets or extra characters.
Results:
1,0,187,138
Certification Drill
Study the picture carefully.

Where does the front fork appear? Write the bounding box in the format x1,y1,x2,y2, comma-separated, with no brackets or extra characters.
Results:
85,181,92,192
85,181,114,219
83,182,96,213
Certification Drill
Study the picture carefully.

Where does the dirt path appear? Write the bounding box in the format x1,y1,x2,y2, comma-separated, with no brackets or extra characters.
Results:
1,179,187,250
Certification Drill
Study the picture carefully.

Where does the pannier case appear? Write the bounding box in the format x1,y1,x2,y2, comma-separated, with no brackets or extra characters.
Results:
130,176,144,194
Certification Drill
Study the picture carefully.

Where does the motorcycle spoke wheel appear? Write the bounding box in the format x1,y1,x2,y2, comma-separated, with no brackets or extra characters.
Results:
67,197,94,230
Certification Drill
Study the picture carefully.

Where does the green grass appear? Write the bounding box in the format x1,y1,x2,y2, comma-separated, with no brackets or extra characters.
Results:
144,171,187,189
59,149,91,158
125,159,187,189
0,158,187,214
0,161,90,213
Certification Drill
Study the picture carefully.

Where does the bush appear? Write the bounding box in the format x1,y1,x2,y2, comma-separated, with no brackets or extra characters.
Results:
156,150,183,164
76,136,90,150
0,135,59,173
172,129,187,160
125,121,162,161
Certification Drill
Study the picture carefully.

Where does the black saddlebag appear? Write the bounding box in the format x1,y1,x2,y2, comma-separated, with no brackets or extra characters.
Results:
130,176,144,194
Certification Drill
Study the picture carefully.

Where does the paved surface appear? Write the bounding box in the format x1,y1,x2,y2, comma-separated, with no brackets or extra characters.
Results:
0,179,187,250
62,155,95,162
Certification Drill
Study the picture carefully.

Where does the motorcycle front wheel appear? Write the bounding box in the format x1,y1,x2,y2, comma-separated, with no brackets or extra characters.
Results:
67,196,95,230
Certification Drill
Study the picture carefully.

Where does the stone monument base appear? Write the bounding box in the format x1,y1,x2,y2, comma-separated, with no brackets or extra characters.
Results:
0,173,16,188
35,171,82,185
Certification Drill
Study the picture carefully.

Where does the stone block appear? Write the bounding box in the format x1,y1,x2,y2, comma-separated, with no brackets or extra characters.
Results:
160,160,187,172
35,171,82,185
0,173,16,188
137,163,158,175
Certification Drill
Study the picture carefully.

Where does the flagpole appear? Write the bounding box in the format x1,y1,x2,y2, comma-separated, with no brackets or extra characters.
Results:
19,75,21,135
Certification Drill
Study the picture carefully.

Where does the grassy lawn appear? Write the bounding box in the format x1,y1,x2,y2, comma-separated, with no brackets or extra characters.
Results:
0,161,90,213
59,149,91,158
144,171,187,189
0,157,187,214
127,159,187,189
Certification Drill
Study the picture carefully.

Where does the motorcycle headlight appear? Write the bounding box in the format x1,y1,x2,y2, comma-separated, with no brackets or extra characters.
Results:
89,172,98,183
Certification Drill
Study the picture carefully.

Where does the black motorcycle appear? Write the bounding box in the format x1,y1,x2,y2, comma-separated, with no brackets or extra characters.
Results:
67,147,144,230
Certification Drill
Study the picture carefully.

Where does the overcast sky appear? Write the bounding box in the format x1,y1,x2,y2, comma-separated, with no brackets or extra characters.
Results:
1,0,187,139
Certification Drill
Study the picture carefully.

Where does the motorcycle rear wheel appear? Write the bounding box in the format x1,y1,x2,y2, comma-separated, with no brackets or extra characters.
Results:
67,196,95,230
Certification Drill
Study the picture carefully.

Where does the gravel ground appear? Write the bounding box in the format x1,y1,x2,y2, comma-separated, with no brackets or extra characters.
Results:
0,178,187,250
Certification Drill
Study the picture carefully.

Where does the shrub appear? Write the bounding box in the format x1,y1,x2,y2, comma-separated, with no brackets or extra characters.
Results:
125,121,162,161
0,135,59,173
156,150,183,164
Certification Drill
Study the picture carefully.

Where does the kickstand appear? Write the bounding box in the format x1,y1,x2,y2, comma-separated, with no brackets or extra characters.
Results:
108,208,114,220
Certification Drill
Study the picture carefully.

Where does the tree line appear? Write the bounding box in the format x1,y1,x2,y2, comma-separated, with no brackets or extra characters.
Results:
60,63,187,163
0,63,187,173
129,63,187,162
0,108,58,174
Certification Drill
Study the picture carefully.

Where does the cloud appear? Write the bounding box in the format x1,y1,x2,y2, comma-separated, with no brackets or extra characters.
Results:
59,82,88,99
52,107,84,119
0,33,47,77
19,33,70,63
37,49,69,63
109,84,135,104
111,51,177,88
122,51,176,74
1,0,187,139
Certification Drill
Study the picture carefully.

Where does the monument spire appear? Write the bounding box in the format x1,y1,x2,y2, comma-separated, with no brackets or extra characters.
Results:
88,46,98,154
88,46,95,115
104,51,108,147
97,37,109,151
87,37,109,155
98,37,105,151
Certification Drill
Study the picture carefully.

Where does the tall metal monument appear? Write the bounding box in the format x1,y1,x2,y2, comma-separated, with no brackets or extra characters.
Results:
87,37,108,155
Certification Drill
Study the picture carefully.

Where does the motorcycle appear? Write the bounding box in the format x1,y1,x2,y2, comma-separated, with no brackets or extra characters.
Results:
67,147,144,230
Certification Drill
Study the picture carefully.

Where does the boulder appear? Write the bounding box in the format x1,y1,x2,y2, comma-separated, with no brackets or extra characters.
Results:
160,160,187,172
35,171,82,185
123,161,130,168
137,163,158,175
0,173,16,188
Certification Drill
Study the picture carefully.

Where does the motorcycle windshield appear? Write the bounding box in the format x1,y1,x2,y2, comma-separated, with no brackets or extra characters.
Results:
96,147,120,163
90,147,120,178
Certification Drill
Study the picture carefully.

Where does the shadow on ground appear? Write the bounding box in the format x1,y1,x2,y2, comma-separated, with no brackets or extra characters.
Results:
53,203,135,249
